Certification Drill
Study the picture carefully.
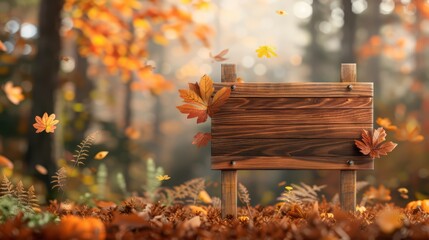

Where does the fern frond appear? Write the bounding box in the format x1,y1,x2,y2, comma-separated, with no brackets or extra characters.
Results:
165,178,205,205
278,182,326,205
0,176,14,196
14,180,27,205
27,186,40,211
51,167,67,191
238,183,251,206
72,132,97,167
144,158,164,202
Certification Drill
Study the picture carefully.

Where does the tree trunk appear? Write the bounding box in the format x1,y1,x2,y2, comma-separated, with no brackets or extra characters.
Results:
341,0,357,63
26,0,64,199
366,0,381,96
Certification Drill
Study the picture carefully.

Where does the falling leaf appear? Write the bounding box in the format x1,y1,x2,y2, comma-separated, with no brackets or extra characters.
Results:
94,151,109,160
395,125,424,142
192,132,211,147
0,155,13,169
376,117,397,131
209,49,229,62
398,187,409,199
376,207,404,234
61,56,70,61
236,77,244,83
354,127,397,159
156,175,171,181
3,82,24,105
33,113,60,133
0,41,6,52
364,185,392,202
125,126,141,139
198,190,212,204
276,10,287,15
177,75,231,124
35,164,48,175
256,45,278,58
277,181,286,187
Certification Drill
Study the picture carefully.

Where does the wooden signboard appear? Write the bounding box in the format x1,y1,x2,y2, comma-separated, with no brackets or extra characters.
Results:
212,63,373,217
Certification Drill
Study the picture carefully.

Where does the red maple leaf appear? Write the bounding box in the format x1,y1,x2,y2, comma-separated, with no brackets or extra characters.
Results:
192,132,211,147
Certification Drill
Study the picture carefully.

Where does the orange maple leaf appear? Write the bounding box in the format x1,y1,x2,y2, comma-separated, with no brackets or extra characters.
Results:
355,127,397,159
3,82,24,105
376,117,397,131
192,132,211,147
33,113,60,133
177,75,231,123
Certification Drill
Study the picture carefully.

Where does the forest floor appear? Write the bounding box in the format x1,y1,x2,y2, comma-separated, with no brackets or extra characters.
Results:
0,198,428,239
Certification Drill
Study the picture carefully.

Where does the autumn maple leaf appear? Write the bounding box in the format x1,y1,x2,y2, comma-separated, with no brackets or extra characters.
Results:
3,82,24,105
376,117,397,131
256,45,278,58
355,127,397,159
177,75,231,124
192,132,211,147
33,113,60,133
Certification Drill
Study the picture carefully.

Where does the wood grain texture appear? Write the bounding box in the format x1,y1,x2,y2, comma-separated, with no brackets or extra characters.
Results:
221,170,237,218
212,156,373,170
340,63,357,212
212,124,372,139
212,138,364,156
223,97,372,109
340,170,357,211
212,109,373,125
221,64,237,83
214,82,373,97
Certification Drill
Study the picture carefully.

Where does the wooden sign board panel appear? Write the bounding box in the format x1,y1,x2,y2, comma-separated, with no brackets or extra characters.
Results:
211,82,373,170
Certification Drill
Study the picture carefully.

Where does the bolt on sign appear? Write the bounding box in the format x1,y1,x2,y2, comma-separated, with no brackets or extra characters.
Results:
212,63,373,218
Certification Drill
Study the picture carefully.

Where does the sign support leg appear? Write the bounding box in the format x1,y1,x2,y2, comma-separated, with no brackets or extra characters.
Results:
221,170,237,218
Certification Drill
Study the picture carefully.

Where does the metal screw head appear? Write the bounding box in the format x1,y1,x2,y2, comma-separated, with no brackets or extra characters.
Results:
230,161,236,165
230,85,236,91
347,84,353,91
347,160,354,166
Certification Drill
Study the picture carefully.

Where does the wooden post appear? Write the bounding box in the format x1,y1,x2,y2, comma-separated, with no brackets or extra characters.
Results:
340,63,357,212
221,64,237,218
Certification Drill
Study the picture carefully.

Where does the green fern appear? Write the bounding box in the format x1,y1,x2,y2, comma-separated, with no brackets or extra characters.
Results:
97,163,108,199
144,158,164,202
116,172,128,196
72,132,97,167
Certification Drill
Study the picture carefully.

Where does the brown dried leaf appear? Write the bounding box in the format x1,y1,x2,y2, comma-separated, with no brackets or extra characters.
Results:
198,75,214,104
208,87,231,117
354,127,397,159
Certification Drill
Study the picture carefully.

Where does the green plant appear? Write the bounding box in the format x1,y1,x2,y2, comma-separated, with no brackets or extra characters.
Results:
97,163,108,199
143,158,164,202
116,172,128,197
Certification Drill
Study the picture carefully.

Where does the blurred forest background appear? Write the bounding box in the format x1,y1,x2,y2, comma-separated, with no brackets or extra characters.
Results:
0,0,427,205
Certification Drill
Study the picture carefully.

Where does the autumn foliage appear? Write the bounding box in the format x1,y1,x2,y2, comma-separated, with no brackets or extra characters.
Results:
355,127,397,159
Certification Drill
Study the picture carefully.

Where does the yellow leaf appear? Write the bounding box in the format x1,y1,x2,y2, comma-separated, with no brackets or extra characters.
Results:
276,10,287,15
198,190,212,204
256,45,278,58
94,151,109,160
156,175,171,181
198,75,214,105
238,216,249,222
188,205,207,215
